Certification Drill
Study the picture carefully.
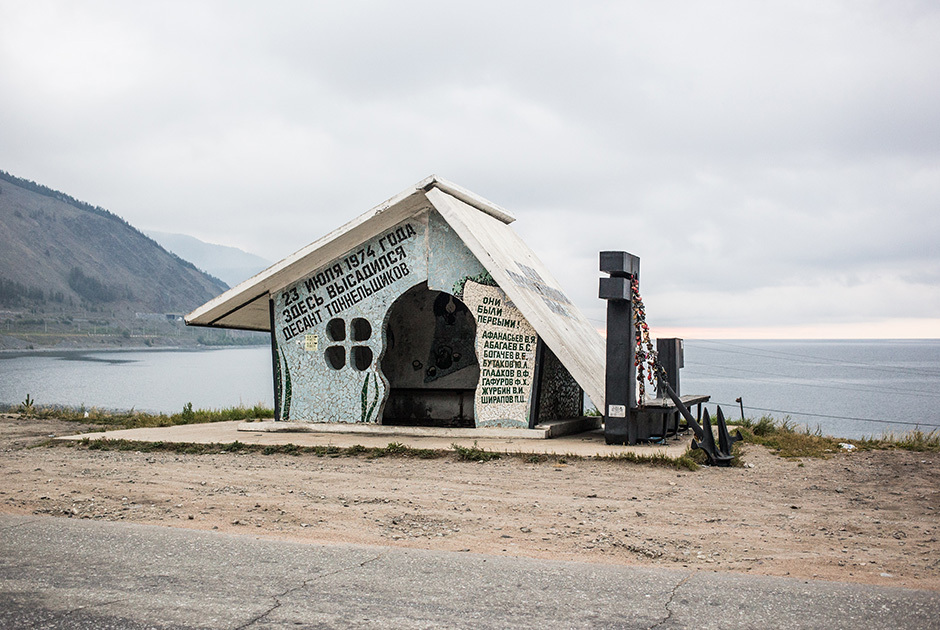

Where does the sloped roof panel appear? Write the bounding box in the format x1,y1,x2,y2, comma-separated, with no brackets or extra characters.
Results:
186,187,432,330
426,187,606,410
186,175,517,331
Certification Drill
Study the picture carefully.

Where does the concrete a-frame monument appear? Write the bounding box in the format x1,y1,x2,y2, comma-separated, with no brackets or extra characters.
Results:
187,176,605,431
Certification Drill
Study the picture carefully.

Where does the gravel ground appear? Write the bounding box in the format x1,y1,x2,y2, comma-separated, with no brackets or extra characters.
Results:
2,413,938,591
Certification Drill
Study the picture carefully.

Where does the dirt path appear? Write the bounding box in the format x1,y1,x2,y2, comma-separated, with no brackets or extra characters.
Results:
2,414,938,591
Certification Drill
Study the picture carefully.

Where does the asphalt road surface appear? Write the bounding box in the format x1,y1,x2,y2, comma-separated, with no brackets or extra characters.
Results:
1,514,937,629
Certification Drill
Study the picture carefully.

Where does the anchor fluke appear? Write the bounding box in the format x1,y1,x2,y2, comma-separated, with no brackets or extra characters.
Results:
691,405,740,466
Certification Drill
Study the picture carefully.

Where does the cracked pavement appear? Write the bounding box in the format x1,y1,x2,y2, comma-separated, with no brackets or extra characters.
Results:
233,553,388,630
2,514,938,629
647,573,693,630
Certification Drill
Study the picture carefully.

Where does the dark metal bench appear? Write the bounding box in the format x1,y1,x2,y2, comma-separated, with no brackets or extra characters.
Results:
636,394,710,440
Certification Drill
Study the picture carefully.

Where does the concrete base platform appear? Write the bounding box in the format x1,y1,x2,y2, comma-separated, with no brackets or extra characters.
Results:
238,416,601,440
60,419,692,459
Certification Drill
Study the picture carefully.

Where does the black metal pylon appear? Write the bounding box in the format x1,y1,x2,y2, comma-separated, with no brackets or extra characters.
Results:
599,251,640,444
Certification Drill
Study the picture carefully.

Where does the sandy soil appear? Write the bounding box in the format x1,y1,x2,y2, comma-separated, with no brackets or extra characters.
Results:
2,414,938,591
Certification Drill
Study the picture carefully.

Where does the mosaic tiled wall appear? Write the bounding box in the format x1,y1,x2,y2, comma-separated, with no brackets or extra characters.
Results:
271,207,576,427
536,346,583,421
272,215,429,423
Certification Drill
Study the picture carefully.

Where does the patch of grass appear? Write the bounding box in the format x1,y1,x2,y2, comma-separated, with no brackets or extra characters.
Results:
894,429,940,451
405,446,440,460
452,441,501,462
598,449,701,471
686,446,708,465
18,393,35,417
362,442,442,459
383,441,408,455
48,436,744,472
521,453,548,463
13,402,274,431
736,416,940,457
79,438,216,454
257,443,313,456
749,416,777,437
736,416,840,458
54,437,450,460
854,429,940,453
311,445,341,457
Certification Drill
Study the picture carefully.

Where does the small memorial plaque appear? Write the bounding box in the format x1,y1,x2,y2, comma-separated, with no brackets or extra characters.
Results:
304,334,318,352
608,404,626,418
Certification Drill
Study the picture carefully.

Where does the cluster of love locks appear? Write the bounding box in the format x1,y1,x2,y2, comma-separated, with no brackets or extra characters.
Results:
631,277,659,402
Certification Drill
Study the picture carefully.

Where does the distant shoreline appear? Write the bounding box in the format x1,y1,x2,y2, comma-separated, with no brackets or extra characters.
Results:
0,343,268,356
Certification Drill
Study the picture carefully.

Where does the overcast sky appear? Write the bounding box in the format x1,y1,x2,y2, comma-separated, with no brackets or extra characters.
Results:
2,1,938,338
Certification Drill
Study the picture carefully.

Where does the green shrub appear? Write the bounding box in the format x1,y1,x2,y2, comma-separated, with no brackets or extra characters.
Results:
452,442,500,462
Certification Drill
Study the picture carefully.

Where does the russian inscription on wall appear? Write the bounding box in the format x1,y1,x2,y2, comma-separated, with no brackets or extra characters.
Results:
462,280,538,428
272,218,428,424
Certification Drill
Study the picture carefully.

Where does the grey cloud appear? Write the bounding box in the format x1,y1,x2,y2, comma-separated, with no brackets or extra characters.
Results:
0,1,938,335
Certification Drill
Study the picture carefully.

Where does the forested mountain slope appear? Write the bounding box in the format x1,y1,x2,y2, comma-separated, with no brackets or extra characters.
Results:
0,170,228,314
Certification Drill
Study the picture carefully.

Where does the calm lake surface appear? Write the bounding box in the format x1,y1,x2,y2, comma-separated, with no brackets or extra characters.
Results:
680,339,940,439
1,340,938,438
0,347,273,416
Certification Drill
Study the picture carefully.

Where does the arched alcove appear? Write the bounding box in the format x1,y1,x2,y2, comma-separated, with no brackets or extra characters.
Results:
381,282,479,427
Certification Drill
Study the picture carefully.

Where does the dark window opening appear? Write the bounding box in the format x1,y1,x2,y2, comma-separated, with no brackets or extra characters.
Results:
351,346,373,371
326,318,346,342
325,346,346,370
381,283,479,428
351,318,371,341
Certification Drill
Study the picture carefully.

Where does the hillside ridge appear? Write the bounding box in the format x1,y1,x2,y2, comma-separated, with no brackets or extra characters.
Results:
0,169,228,315
0,170,227,290
146,230,270,288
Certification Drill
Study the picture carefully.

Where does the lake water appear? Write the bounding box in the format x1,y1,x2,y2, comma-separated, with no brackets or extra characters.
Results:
679,339,940,439
0,347,273,416
1,340,938,438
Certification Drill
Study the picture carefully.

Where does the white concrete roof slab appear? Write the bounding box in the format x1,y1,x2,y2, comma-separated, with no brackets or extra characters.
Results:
426,188,606,410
